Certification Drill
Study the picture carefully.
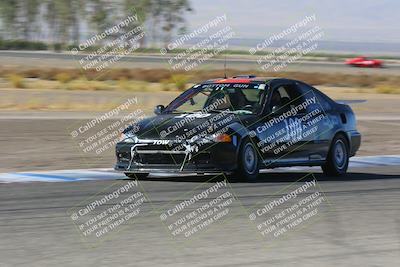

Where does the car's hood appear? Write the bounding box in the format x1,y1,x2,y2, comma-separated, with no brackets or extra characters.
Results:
125,112,251,139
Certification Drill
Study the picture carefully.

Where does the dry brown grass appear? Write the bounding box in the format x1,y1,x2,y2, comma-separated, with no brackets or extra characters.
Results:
65,79,114,91
1,67,400,93
7,74,25,88
55,72,73,83
375,84,400,94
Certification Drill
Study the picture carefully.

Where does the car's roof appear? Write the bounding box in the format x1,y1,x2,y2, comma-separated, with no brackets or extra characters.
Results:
204,75,292,84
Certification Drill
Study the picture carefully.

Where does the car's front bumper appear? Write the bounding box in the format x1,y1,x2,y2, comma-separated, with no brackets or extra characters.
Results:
114,140,238,174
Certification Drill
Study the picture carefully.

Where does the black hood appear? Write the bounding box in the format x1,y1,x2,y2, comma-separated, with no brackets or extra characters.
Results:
124,113,253,139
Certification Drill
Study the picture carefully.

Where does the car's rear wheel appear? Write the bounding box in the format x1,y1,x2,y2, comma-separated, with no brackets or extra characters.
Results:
322,134,349,176
231,139,260,182
124,173,149,179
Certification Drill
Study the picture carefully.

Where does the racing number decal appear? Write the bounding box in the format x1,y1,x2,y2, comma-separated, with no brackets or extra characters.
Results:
284,118,302,142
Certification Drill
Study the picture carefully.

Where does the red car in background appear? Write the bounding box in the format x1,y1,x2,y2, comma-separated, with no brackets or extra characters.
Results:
345,56,383,68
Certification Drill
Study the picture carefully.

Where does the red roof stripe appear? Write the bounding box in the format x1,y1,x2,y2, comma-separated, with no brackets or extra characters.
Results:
215,78,251,83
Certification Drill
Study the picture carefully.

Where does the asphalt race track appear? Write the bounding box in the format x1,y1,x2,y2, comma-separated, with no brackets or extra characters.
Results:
0,162,399,266
1,155,400,183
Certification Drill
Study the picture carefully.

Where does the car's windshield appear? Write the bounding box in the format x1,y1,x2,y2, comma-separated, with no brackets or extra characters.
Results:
165,83,267,114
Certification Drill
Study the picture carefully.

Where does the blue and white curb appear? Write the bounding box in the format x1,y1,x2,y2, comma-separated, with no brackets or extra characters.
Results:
0,169,121,183
0,155,399,183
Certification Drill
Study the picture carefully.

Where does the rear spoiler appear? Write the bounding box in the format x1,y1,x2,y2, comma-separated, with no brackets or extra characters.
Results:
335,100,367,105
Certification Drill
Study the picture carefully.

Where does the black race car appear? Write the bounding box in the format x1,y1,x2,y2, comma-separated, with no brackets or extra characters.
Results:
115,75,361,181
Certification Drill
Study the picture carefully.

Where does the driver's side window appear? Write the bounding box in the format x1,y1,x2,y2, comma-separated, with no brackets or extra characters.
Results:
270,83,308,114
270,85,292,113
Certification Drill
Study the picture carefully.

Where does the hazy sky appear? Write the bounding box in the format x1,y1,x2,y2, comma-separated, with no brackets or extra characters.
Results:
188,0,400,42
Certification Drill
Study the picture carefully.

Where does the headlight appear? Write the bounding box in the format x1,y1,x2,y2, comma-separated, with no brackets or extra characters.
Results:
119,132,138,143
191,133,232,144
119,133,128,142
211,133,232,143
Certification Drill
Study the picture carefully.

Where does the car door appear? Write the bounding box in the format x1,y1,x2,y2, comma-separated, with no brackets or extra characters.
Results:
296,82,335,160
257,81,314,166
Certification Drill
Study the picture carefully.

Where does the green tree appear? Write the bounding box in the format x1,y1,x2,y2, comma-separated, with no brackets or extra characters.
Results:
121,0,150,47
20,0,40,41
44,0,87,48
161,0,192,48
88,0,110,37
0,0,19,39
71,0,86,45
147,0,165,47
0,0,193,50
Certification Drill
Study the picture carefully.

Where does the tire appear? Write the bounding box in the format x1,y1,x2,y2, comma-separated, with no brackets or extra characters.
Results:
321,134,349,176
231,139,260,182
124,173,149,179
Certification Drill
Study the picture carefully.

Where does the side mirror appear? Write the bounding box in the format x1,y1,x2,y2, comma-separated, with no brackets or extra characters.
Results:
270,105,282,115
154,105,165,115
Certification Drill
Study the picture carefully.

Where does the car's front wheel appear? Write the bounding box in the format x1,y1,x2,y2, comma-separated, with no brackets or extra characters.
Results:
322,134,349,176
231,139,260,182
124,173,149,179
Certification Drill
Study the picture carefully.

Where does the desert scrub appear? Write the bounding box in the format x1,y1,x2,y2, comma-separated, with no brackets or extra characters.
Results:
170,74,189,91
375,84,400,94
24,98,45,109
2,67,400,89
66,79,113,91
55,72,72,84
7,74,25,88
116,79,152,91
160,78,174,91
